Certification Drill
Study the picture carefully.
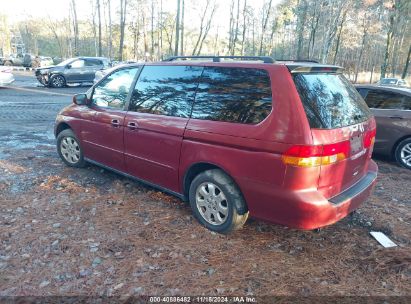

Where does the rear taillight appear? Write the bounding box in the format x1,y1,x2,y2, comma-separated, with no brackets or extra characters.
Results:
364,128,376,148
0,68,12,73
282,141,350,167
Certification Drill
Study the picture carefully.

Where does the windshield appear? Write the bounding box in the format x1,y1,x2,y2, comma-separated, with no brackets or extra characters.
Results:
57,58,75,67
380,78,398,85
293,73,371,129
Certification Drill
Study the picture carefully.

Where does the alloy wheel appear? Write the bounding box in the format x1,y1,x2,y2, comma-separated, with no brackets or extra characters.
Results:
400,143,411,167
195,182,229,225
60,137,80,164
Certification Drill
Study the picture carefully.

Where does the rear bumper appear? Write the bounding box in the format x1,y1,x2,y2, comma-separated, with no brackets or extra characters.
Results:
243,160,378,229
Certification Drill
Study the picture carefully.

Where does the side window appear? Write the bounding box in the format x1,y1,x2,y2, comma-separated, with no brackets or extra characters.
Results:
357,88,368,99
70,59,85,68
129,65,203,117
191,67,272,124
365,90,410,110
92,67,138,109
85,59,102,67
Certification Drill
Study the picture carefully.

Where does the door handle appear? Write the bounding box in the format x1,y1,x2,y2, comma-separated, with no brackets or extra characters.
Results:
127,122,138,130
111,119,120,127
389,116,403,119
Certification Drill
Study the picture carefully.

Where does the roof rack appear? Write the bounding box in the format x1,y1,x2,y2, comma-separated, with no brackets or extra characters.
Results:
163,55,274,64
275,59,319,63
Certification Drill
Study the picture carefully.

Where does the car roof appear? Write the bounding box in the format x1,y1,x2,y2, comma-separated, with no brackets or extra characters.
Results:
116,61,343,75
355,84,411,96
77,56,109,60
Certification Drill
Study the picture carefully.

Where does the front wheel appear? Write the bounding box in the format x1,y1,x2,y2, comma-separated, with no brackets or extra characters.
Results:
189,169,248,234
395,138,411,170
57,129,86,168
49,74,66,88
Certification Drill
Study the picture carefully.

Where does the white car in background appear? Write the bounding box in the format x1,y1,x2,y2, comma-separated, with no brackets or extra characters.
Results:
0,66,15,85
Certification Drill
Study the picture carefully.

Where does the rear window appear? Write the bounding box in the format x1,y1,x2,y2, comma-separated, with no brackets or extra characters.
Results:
293,73,371,129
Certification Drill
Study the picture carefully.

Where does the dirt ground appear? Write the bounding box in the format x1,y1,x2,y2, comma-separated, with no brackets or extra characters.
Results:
0,142,410,298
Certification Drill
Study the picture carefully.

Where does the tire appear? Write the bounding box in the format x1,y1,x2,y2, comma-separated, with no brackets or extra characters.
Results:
189,169,248,234
395,138,411,170
49,74,66,88
56,129,86,168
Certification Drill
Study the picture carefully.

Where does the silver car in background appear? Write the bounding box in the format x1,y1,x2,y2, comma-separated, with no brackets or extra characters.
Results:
0,66,15,85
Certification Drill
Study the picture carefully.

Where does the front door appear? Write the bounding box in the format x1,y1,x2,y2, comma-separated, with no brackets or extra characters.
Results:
124,65,203,192
81,66,139,172
65,59,87,82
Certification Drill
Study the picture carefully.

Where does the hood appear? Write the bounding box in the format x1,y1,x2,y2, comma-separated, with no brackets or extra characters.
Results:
35,65,62,74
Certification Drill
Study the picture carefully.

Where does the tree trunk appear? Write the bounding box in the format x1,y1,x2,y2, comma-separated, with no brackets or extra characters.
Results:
119,0,128,61
381,2,396,79
370,65,374,83
320,0,345,63
180,0,185,55
151,0,155,57
71,0,79,56
402,44,411,79
91,0,98,56
258,0,273,56
192,0,211,56
355,15,368,83
332,8,347,65
97,0,102,56
197,4,216,55
296,0,307,59
231,0,240,55
107,0,112,59
174,0,181,56
228,0,235,54
240,0,247,56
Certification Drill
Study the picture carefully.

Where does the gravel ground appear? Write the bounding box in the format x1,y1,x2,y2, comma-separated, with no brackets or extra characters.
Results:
0,145,410,297
0,74,410,298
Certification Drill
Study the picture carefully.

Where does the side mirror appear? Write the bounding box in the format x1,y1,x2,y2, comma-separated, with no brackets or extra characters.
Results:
66,64,72,69
73,94,90,106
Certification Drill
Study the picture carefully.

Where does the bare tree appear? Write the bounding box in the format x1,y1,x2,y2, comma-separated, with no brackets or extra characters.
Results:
296,0,308,59
196,3,217,55
258,0,273,56
106,0,113,59
240,0,247,55
70,0,79,56
97,0,102,57
151,0,155,57
192,0,211,55
320,0,347,63
402,44,411,78
174,0,181,56
119,0,128,61
180,0,185,55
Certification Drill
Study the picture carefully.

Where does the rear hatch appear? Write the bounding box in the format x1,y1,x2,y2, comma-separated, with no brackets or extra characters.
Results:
288,65,376,199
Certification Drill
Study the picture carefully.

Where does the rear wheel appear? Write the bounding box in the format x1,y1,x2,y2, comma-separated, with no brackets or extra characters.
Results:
49,74,66,88
57,129,86,168
189,169,248,234
395,138,411,170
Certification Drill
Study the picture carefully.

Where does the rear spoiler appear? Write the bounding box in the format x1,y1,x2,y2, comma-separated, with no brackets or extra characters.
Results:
287,64,344,74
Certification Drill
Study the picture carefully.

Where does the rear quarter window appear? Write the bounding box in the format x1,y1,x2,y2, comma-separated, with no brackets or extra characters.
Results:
191,67,272,124
293,73,371,129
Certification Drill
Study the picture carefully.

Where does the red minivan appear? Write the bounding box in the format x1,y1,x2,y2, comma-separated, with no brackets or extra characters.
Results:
54,56,378,233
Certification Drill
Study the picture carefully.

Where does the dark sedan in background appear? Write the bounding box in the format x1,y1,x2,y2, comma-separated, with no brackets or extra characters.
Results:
35,57,111,88
356,85,411,169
